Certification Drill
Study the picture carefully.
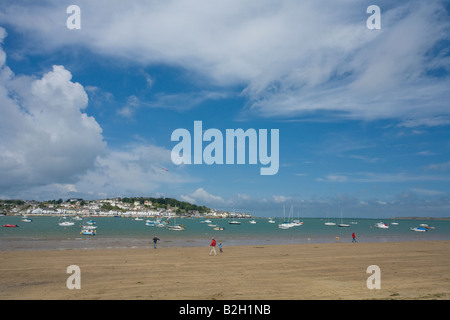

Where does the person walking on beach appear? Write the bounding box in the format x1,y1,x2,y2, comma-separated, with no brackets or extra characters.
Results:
209,237,217,256
153,235,160,249
352,232,357,243
219,242,223,253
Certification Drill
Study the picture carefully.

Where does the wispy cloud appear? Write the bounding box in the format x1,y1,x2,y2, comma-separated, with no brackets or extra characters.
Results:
316,175,349,183
398,117,450,128
410,188,445,196
1,1,448,123
344,155,382,163
272,195,291,203
427,161,450,171
415,150,439,156
317,171,450,183
117,95,140,119
146,91,229,111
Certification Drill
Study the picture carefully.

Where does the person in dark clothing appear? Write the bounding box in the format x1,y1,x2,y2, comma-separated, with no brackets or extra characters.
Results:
153,236,160,249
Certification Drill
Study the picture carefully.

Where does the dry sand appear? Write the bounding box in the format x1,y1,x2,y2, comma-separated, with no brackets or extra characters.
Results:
1,241,449,300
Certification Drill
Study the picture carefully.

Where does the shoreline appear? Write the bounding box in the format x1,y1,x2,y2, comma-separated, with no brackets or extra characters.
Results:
2,233,450,252
1,240,450,300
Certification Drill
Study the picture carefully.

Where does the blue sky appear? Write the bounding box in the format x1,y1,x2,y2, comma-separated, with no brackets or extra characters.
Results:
0,0,450,217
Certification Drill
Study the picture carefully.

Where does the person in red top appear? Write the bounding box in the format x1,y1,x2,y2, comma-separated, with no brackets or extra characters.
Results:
209,237,217,256
352,232,357,242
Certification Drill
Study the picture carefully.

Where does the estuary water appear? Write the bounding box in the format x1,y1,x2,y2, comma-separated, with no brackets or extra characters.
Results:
1,215,450,251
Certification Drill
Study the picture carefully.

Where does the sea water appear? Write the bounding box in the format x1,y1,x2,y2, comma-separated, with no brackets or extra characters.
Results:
1,216,450,251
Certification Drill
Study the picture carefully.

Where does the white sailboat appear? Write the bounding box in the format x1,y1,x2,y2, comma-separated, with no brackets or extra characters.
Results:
58,216,75,226
337,210,350,227
324,211,336,226
279,206,294,229
229,209,241,225
167,217,185,231
291,209,303,226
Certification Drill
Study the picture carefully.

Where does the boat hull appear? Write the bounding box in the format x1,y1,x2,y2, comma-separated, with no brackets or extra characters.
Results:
411,227,427,232
81,230,96,235
59,222,75,226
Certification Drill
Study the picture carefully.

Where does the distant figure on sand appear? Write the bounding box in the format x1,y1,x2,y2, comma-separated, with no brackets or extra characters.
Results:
352,232,356,243
153,236,160,249
219,242,223,253
209,237,217,256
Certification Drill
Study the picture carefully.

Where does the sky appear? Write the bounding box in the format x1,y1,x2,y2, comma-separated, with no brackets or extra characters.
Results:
0,0,449,218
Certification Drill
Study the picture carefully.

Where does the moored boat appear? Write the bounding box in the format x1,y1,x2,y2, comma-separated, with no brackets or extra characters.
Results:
80,229,96,235
375,222,389,229
59,221,75,226
338,223,350,227
278,222,293,229
337,209,350,227
167,224,185,231
58,216,75,226
291,220,303,226
411,227,427,232
419,224,435,230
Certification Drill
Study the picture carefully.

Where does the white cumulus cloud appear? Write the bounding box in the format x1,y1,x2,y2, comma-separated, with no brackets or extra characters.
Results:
181,188,225,205
0,28,106,194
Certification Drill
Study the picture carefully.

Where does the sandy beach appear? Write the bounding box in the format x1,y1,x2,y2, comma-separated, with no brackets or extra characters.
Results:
1,240,449,300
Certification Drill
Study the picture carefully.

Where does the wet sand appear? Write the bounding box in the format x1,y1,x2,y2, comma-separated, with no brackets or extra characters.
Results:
1,241,449,300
